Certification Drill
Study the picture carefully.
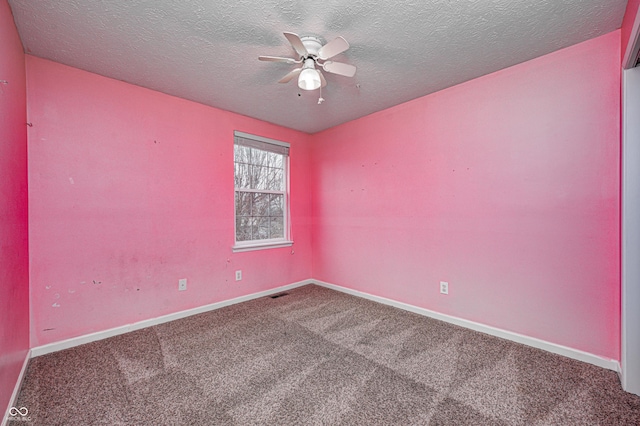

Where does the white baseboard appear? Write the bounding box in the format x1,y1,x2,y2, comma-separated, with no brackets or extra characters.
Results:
31,279,313,358
2,350,31,426
27,277,623,373
312,279,621,373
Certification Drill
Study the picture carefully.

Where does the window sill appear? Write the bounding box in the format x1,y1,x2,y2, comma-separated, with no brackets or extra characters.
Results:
232,241,293,253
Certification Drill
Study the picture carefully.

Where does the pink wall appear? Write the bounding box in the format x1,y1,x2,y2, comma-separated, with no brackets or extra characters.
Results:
311,31,621,360
622,0,640,64
0,0,29,414
26,56,312,347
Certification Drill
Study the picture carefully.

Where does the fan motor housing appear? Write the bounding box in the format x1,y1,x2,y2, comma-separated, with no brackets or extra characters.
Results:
300,36,323,58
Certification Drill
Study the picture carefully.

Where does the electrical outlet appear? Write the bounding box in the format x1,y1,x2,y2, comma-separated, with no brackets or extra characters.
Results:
178,278,187,291
235,270,242,281
440,281,449,295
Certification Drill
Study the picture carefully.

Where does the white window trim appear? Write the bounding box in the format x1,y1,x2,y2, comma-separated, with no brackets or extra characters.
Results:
233,131,292,252
232,240,294,253
234,131,290,149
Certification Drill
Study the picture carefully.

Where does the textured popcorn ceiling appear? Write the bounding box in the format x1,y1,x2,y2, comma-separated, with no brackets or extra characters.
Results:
8,0,627,133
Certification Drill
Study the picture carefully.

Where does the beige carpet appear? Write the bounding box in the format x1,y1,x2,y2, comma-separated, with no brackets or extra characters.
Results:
14,284,640,425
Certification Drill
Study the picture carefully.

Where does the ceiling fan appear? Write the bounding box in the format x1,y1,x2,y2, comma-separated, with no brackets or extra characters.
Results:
259,32,357,102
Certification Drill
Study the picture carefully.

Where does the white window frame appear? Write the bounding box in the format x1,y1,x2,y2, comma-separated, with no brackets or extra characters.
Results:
232,131,292,252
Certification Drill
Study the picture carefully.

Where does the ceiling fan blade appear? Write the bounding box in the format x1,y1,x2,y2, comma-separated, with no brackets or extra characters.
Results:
318,36,350,60
318,70,327,88
259,55,299,64
283,32,308,58
278,68,302,83
322,61,357,77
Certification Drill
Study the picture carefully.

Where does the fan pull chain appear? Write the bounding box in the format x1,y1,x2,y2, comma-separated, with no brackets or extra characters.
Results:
318,84,325,105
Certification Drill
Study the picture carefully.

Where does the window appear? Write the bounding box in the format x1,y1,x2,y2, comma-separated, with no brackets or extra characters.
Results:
233,131,291,251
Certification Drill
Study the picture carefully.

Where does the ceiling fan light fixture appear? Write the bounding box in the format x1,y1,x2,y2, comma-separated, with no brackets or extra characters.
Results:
262,32,355,97
298,68,321,91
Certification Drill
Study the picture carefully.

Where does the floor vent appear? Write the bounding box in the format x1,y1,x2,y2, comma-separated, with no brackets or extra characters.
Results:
270,292,289,299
